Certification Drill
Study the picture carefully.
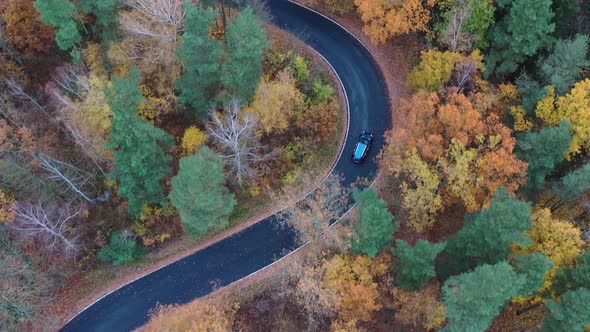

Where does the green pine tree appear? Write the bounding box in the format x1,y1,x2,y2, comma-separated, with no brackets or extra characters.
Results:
34,0,82,52
515,122,572,196
176,3,223,118
542,288,590,332
221,7,270,104
486,0,555,76
392,239,446,291
553,251,590,295
540,35,590,94
169,147,236,238
512,253,554,297
351,188,397,258
552,163,590,202
106,67,174,216
443,262,525,332
98,232,141,265
439,187,532,278
79,0,119,42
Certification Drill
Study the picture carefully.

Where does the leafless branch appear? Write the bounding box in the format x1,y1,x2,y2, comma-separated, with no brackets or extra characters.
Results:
11,201,82,254
207,99,272,186
440,4,474,52
38,153,96,203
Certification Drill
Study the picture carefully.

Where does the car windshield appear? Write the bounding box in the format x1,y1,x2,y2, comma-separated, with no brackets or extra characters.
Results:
354,141,368,159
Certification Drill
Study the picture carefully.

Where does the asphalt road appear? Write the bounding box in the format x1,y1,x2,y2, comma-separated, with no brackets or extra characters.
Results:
62,1,390,330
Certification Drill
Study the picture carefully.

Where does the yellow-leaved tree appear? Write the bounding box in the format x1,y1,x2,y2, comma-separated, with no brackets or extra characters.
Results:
181,126,207,154
245,70,303,136
397,148,443,231
537,79,590,157
407,50,485,93
513,208,585,291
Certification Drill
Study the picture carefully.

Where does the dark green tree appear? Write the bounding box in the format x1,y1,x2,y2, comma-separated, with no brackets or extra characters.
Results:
540,35,589,94
552,0,581,38
351,188,397,258
486,0,555,76
176,4,223,118
98,231,141,265
552,163,590,202
542,288,590,332
512,253,554,297
516,72,548,114
34,0,82,56
553,251,590,295
442,262,525,332
439,187,532,278
392,239,446,291
169,147,236,238
515,122,572,196
221,7,270,103
106,67,174,216
79,0,119,42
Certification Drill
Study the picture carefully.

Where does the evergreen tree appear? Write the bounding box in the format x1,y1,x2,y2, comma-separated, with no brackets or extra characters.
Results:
34,0,82,53
98,232,141,265
169,147,236,238
552,163,590,202
442,262,525,332
79,0,119,42
540,35,590,94
392,239,446,291
515,122,572,196
542,288,590,332
439,187,532,278
486,0,555,76
351,188,397,258
553,251,590,295
512,253,554,297
176,4,223,118
516,72,548,114
106,67,174,216
221,7,270,104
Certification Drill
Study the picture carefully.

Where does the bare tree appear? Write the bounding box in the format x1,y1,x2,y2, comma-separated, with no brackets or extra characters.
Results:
440,4,474,53
38,153,96,203
281,174,350,249
452,57,479,92
207,99,270,186
11,201,82,254
119,0,187,65
46,65,111,173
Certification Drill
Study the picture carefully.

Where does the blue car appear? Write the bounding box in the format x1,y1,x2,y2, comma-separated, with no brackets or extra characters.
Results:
352,132,374,164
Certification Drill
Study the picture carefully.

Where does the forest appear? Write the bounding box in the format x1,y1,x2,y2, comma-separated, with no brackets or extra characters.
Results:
1,0,590,331
0,0,343,329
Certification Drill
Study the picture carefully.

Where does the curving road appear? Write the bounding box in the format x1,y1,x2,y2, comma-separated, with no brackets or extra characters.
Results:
62,1,390,331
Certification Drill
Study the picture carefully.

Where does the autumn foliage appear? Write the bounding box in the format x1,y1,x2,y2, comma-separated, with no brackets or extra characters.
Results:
381,90,527,230
354,0,436,44
0,0,55,55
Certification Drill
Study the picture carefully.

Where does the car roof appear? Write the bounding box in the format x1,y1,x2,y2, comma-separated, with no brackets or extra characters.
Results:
354,141,368,159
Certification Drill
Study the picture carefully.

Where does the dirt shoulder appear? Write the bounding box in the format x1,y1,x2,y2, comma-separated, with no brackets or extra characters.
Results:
53,27,348,329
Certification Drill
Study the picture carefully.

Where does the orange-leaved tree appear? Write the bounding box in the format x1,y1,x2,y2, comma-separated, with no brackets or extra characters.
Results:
354,0,436,44
381,90,527,230
0,0,55,55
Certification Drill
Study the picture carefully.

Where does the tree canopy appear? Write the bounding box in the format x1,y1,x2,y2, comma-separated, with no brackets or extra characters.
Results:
169,147,236,238
106,67,174,216
351,188,397,258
